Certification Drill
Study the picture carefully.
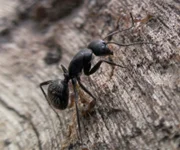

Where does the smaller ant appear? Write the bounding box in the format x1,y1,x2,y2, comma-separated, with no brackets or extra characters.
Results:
40,13,154,145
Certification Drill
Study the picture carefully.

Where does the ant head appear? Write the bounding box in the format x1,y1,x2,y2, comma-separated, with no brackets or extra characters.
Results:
88,39,113,56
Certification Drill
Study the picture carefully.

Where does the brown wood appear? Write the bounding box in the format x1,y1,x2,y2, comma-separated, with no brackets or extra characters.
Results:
0,0,180,150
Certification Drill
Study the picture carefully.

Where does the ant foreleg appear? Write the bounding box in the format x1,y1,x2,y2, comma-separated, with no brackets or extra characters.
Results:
84,60,126,76
100,60,126,68
72,78,83,144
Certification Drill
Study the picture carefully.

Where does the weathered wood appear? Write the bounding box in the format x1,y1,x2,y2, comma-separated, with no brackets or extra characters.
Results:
0,0,180,150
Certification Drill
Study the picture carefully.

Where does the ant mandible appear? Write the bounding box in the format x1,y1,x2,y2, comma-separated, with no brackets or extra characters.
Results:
40,13,153,144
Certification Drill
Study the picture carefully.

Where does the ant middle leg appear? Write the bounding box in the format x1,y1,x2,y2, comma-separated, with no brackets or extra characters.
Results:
77,77,96,114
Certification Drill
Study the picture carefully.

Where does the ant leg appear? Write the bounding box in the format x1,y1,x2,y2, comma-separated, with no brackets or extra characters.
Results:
71,78,83,144
39,80,61,119
77,78,96,100
100,60,126,68
84,60,126,76
40,80,53,106
77,78,96,113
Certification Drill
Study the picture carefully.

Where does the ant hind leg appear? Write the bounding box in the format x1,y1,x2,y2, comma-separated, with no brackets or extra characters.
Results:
72,78,83,144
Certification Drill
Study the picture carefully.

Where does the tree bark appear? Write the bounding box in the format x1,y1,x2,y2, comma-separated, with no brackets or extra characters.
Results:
0,0,180,150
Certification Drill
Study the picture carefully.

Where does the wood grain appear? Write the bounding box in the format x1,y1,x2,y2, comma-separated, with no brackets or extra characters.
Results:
0,0,180,150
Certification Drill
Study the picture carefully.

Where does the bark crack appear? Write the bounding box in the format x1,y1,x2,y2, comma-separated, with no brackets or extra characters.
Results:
0,97,43,150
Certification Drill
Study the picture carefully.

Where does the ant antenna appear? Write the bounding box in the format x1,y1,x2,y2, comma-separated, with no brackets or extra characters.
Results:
103,13,134,40
107,41,156,47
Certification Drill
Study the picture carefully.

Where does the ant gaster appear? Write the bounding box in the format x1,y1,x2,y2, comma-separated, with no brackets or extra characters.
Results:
40,13,154,144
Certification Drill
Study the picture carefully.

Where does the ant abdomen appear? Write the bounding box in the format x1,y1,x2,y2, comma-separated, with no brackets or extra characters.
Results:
48,79,69,110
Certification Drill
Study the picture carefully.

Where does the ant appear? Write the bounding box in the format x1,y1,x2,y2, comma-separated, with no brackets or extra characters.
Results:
39,13,154,145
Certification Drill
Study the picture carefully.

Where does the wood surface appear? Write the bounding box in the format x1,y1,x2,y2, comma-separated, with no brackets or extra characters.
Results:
0,0,180,150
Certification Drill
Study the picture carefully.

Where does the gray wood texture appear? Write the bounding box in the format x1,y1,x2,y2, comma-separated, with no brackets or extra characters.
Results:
0,0,180,150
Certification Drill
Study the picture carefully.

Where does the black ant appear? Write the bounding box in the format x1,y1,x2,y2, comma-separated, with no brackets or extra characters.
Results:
39,13,154,145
